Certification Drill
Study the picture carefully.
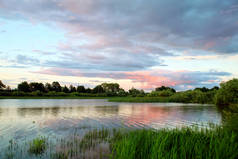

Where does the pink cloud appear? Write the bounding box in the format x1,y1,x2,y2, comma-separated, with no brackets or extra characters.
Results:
33,68,200,90
204,41,216,50
123,71,192,90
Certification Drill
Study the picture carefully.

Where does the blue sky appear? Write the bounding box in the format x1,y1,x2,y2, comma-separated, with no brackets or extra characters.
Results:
0,0,237,91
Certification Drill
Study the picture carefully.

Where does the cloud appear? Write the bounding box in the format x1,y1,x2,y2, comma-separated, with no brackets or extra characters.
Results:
16,54,40,65
0,0,236,88
34,68,231,90
1,0,237,58
42,49,167,71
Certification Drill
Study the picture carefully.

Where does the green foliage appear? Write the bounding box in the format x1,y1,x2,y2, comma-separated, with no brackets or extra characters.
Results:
29,82,45,92
215,79,238,107
155,86,176,93
18,81,31,92
12,91,27,96
77,85,86,93
169,89,217,104
111,127,238,159
92,85,105,93
52,81,62,92
45,83,53,92
62,85,70,93
148,90,175,97
117,88,128,97
69,85,76,93
129,88,145,97
0,80,6,90
101,83,120,93
2,126,238,159
45,91,68,97
28,137,47,155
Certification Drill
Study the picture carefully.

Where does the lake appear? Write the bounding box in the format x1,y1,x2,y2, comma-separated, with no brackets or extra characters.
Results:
0,99,221,150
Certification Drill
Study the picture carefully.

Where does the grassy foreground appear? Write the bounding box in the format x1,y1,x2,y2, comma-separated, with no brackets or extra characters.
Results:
2,126,238,159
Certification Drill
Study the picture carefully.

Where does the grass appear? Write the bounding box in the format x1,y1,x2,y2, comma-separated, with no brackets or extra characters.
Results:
1,126,238,159
108,97,171,103
111,127,238,159
28,137,47,155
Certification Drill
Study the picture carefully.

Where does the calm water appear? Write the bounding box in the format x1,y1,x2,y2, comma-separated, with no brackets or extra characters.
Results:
0,99,221,150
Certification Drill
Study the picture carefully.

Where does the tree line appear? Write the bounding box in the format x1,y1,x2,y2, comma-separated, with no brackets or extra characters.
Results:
0,79,238,110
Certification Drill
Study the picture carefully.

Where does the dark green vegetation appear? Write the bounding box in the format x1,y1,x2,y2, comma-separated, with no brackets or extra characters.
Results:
215,79,238,112
112,127,238,159
0,79,238,111
28,137,47,155
2,125,238,159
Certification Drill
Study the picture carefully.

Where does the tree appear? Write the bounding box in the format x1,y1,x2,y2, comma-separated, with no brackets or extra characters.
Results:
85,88,92,93
129,87,145,97
101,83,120,93
6,86,11,91
155,86,176,93
29,82,45,92
18,81,31,92
210,86,219,91
194,87,209,92
62,85,69,93
77,86,86,93
69,85,76,93
0,80,6,90
215,79,238,107
92,85,105,93
45,83,53,92
118,88,128,96
52,81,61,92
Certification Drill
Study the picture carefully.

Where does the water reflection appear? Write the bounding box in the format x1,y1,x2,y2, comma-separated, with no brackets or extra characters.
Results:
0,99,221,149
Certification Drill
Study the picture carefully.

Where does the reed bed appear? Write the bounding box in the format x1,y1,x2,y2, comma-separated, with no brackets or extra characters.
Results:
1,126,238,159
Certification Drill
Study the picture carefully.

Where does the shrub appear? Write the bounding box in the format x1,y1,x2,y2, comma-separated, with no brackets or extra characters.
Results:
12,91,27,96
215,79,238,107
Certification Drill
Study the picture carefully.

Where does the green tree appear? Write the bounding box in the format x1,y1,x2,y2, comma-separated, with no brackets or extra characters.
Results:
129,87,145,97
215,79,238,107
101,83,120,93
92,85,105,93
155,86,176,93
29,82,45,92
77,85,86,93
69,85,76,93
85,88,92,93
62,85,69,93
52,82,61,92
0,80,6,90
118,88,128,96
18,81,31,92
45,83,53,92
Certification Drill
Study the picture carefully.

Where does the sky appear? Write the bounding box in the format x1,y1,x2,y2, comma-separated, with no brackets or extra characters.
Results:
0,0,238,91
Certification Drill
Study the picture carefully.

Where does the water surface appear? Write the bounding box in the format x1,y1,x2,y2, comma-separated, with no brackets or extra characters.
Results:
0,99,221,149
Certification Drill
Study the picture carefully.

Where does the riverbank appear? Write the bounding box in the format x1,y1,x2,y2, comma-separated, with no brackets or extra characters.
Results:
0,95,211,104
0,96,108,99
2,126,238,159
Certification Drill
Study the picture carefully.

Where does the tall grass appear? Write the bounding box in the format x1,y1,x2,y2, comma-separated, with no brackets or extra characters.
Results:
1,126,238,159
111,126,238,159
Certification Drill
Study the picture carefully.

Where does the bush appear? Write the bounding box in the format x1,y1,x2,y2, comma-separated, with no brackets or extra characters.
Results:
12,91,27,96
29,91,43,96
215,79,238,107
45,91,67,97
0,91,11,96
